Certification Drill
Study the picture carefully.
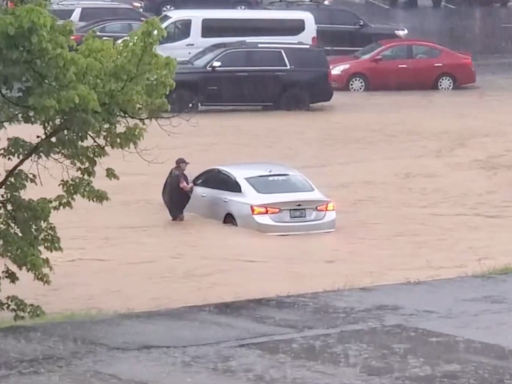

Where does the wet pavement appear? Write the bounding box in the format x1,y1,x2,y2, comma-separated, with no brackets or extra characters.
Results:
1,275,512,383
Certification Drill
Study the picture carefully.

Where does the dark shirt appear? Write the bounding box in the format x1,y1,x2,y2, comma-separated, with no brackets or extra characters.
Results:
162,168,190,204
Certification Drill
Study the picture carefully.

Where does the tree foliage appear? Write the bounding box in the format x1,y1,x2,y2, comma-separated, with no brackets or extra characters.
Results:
0,2,176,320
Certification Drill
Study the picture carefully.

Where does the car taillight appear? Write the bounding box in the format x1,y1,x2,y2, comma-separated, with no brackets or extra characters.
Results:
312,36,317,46
251,206,281,215
71,35,83,43
316,202,335,212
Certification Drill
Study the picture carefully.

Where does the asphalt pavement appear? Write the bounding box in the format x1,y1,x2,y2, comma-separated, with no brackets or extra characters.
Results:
1,275,512,383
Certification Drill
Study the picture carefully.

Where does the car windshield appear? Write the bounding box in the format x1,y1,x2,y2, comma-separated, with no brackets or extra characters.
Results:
354,42,382,59
159,14,171,24
245,174,315,194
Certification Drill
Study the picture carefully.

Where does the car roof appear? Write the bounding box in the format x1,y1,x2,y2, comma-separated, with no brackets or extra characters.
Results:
52,1,131,8
266,1,354,11
162,9,314,18
219,40,314,49
380,38,439,46
216,163,300,178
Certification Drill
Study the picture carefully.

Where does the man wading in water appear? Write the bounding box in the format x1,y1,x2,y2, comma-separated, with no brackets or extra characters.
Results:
162,158,194,222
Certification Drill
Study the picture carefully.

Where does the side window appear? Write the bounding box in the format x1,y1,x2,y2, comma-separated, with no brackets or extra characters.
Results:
213,172,242,193
330,10,361,26
284,49,328,69
201,18,305,38
79,8,105,22
130,22,143,31
247,50,287,68
97,22,133,34
380,45,409,61
161,19,192,44
214,50,248,68
193,169,218,188
412,45,442,59
49,9,75,20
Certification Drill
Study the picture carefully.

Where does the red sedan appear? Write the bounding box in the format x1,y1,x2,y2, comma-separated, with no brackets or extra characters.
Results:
329,39,476,92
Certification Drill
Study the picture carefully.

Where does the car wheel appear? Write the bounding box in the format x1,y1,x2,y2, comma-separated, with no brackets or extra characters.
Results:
234,1,250,8
278,88,310,111
223,214,238,227
347,74,368,92
435,74,455,91
432,0,442,7
168,89,199,114
159,2,175,14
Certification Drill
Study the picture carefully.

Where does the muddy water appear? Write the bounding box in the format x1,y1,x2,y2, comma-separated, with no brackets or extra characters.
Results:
4,88,512,313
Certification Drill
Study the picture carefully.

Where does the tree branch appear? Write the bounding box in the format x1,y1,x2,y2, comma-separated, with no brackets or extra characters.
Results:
0,126,66,190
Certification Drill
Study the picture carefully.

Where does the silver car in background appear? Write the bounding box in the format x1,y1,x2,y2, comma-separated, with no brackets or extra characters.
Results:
187,163,336,235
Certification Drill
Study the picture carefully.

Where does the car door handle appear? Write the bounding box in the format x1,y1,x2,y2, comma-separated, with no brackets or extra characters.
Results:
186,43,194,46
434,63,443,67
201,193,207,197
398,65,407,68
236,73,248,76
274,72,286,76
223,198,229,203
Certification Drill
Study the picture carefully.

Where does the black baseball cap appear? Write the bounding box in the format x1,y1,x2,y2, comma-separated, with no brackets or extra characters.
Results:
175,157,189,165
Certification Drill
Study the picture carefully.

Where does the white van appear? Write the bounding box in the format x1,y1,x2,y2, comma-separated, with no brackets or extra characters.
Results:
156,10,317,59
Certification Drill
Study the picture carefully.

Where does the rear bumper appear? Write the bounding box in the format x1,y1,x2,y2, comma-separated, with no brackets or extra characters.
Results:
253,212,336,235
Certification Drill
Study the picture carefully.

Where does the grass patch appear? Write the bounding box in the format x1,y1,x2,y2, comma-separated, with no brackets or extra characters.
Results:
0,311,109,329
476,264,512,278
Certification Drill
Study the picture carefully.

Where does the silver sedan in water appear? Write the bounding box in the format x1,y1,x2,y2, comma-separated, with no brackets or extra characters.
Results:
186,163,336,235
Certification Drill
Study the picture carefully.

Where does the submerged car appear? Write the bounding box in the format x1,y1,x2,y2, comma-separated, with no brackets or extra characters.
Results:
329,39,476,91
187,163,336,235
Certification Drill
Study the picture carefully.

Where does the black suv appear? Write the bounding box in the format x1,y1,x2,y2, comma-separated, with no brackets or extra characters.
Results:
168,41,333,112
143,0,261,16
265,1,408,55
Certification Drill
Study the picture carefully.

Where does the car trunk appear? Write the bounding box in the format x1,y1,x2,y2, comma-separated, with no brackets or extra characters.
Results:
256,197,331,224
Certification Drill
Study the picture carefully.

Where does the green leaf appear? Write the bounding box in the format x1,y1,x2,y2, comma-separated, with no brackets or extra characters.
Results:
0,4,176,321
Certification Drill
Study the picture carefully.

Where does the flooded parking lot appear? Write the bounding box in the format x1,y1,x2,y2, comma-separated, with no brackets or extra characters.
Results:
4,74,512,314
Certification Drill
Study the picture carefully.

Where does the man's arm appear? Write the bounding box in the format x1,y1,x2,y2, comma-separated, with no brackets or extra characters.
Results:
179,176,193,191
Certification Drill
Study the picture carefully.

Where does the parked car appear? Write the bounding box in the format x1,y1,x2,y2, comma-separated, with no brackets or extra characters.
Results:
168,41,333,112
329,39,476,91
143,0,262,15
49,1,146,26
187,162,336,235
70,17,145,45
265,1,407,55
156,9,317,59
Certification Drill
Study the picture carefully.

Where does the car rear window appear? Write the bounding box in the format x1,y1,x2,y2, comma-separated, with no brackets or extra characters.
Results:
245,174,314,194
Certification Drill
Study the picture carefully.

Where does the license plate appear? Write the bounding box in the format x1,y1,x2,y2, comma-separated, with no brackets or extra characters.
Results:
290,209,306,219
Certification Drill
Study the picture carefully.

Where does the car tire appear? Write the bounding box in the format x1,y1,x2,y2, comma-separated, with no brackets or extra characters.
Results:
432,0,442,7
435,74,456,91
278,88,310,111
347,74,369,92
159,1,176,14
224,214,238,227
234,1,250,8
168,89,199,114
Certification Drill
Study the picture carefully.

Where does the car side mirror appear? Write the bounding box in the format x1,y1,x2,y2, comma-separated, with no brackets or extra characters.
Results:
210,61,221,70
372,56,382,63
